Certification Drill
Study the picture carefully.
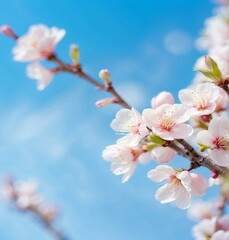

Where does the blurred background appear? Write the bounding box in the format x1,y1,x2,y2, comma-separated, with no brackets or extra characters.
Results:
0,0,219,239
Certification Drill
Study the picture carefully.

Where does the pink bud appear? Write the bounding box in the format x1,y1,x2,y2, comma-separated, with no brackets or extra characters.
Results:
204,56,212,69
99,69,110,82
0,25,17,39
194,56,211,72
216,202,223,210
151,91,174,109
200,115,211,122
95,98,115,107
211,171,219,179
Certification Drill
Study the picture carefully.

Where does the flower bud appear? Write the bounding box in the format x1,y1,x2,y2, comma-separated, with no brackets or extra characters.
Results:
95,98,115,107
200,115,211,122
198,143,210,152
194,56,222,83
69,44,80,63
0,25,17,39
99,69,110,83
211,171,219,179
151,91,174,109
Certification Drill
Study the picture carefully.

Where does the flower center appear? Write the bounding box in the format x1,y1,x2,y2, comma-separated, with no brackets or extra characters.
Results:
169,175,181,186
160,118,173,131
30,37,38,48
130,124,140,134
195,97,207,110
213,136,229,150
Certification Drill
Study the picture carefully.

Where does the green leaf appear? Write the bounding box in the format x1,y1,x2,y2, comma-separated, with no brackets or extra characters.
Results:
70,44,80,63
147,134,165,145
209,56,222,81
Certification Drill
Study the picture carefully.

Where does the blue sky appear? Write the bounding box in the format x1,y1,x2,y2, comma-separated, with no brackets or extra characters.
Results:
0,0,220,239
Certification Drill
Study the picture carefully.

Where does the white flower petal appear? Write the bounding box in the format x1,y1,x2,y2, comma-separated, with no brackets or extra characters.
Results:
197,130,215,147
147,165,175,182
210,149,229,167
170,123,193,139
155,183,175,203
174,185,191,209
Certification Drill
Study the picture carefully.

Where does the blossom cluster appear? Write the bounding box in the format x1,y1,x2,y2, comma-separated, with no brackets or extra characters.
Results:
2,178,57,223
188,200,229,240
0,1,228,239
102,80,228,207
101,1,229,214
194,1,229,85
0,24,66,90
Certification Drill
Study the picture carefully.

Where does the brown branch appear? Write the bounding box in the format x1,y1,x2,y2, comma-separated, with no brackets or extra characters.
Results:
164,140,201,170
49,54,131,109
217,194,227,217
218,78,229,96
30,208,67,240
175,139,228,175
165,140,228,175
5,178,68,240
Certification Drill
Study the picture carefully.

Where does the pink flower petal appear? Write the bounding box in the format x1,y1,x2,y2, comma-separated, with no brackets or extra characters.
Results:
209,116,229,138
169,123,193,139
151,146,175,163
190,173,208,196
151,91,174,109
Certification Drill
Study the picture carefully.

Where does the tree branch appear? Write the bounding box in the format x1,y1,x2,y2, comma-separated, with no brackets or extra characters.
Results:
174,139,228,175
50,54,131,109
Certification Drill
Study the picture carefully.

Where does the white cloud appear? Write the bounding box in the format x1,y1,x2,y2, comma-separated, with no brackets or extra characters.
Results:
164,30,193,55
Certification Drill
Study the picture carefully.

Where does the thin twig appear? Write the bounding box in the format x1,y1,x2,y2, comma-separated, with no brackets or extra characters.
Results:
50,54,131,109
6,178,68,240
218,78,229,97
175,139,227,175
32,209,67,240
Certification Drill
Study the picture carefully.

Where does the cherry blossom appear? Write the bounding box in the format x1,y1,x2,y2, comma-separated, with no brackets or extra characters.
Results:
110,108,149,147
214,88,229,112
13,24,65,62
138,146,175,164
196,9,229,50
197,116,229,167
187,200,215,221
14,180,43,209
102,144,143,183
216,215,229,232
151,91,174,109
179,83,219,116
147,165,207,209
192,216,229,240
192,217,217,240
212,230,229,240
26,62,54,90
0,1,228,238
2,179,58,221
143,104,193,140
190,173,209,197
